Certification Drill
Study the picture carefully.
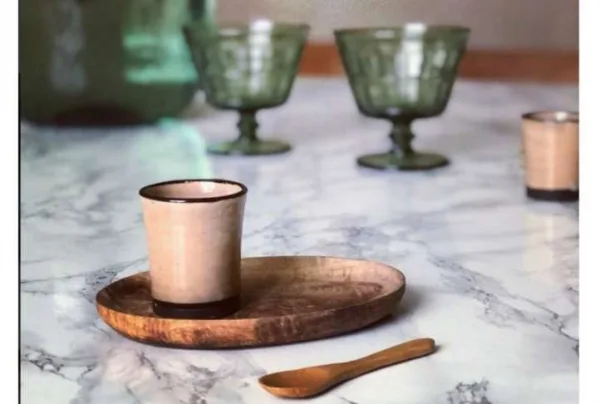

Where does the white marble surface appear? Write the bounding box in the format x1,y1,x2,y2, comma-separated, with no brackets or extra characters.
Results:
21,78,579,404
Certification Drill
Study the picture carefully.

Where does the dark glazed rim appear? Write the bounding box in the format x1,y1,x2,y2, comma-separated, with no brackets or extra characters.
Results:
334,24,471,37
139,179,248,203
522,111,579,124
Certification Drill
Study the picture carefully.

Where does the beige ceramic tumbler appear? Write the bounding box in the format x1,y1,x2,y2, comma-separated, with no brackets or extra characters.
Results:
139,179,247,319
522,111,579,202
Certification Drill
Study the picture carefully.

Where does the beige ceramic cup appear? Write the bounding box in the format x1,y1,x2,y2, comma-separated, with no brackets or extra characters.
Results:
522,111,579,202
139,179,248,319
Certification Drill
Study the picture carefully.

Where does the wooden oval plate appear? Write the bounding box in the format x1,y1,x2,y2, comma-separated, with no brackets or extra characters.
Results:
96,256,406,349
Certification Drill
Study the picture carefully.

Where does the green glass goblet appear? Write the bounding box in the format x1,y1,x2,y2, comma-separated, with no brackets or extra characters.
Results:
335,24,470,170
185,21,309,156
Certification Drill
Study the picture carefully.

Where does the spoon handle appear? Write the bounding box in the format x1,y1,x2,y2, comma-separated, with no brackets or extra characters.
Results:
339,338,435,379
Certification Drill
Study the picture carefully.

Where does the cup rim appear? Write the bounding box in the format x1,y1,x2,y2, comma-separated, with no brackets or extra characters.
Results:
139,179,248,203
522,111,579,124
334,24,471,37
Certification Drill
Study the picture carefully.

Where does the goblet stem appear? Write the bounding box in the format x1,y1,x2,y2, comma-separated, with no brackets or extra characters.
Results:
389,120,415,157
237,110,259,143
356,118,448,170
207,109,291,156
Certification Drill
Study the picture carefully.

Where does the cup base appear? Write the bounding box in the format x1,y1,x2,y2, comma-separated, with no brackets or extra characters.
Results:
357,152,449,171
208,139,291,156
526,187,579,202
152,295,240,319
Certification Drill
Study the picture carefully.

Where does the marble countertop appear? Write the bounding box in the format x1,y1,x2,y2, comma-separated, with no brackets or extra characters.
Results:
21,78,578,404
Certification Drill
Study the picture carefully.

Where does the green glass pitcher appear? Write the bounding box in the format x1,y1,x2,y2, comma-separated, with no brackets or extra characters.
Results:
19,0,214,126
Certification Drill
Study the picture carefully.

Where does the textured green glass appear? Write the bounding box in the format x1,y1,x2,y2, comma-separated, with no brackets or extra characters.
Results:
185,21,309,155
20,0,213,126
335,25,470,170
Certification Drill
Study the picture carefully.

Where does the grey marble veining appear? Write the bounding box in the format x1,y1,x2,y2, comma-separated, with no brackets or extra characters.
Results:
21,78,578,404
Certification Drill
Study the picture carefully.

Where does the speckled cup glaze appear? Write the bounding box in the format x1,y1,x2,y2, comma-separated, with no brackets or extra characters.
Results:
139,179,247,319
522,111,579,202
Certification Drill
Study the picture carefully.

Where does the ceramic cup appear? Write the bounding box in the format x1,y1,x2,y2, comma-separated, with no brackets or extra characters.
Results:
522,111,579,202
139,179,248,319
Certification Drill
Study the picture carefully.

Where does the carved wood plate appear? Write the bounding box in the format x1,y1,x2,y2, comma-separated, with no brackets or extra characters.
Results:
96,256,406,349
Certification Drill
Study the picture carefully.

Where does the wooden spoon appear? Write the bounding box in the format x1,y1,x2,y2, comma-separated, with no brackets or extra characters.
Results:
259,337,436,399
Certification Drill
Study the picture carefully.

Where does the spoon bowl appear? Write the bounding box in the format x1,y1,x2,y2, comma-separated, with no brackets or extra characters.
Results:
260,367,337,398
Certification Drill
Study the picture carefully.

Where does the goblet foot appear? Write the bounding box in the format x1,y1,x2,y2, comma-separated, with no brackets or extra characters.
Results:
207,139,292,156
357,151,449,171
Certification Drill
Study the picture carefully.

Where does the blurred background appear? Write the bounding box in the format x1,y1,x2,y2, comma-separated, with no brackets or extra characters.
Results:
19,0,578,127
217,0,578,82
219,0,578,49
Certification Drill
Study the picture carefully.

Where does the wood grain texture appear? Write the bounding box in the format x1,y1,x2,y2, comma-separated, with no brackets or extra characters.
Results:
96,256,406,349
299,43,579,83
